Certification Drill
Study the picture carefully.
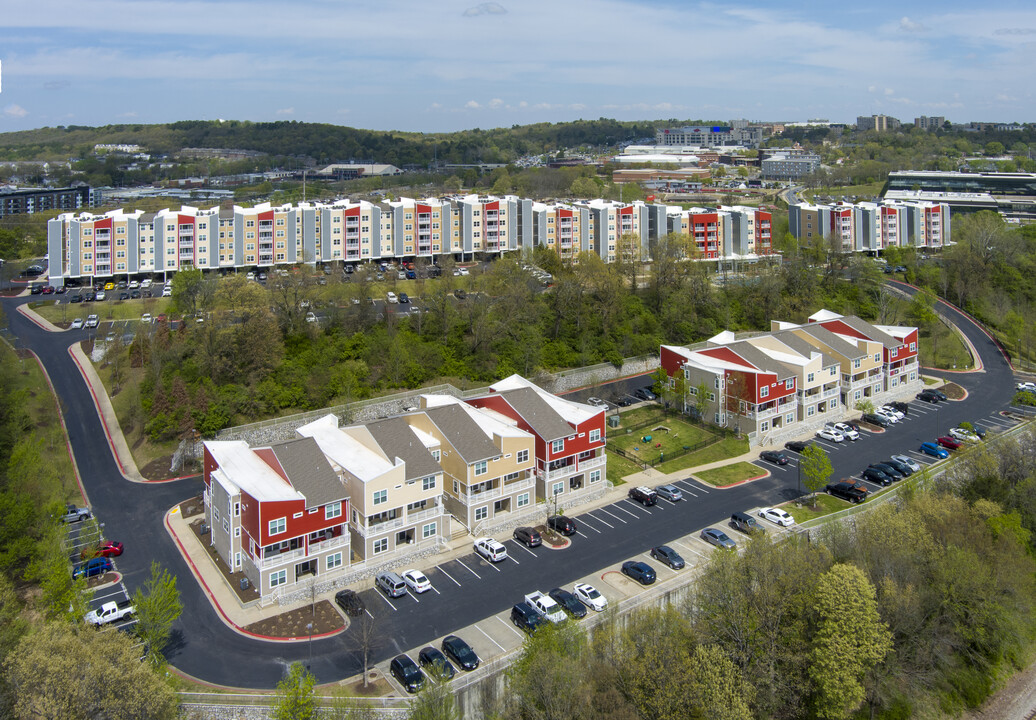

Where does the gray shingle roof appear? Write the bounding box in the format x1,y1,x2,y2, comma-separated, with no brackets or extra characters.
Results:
496,387,573,442
728,341,796,381
421,406,501,464
268,436,347,508
794,324,865,359
836,316,901,350
771,330,840,368
365,417,443,480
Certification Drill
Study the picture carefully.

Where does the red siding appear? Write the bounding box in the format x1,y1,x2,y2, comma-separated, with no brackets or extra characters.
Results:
660,346,690,377
258,210,274,222
700,346,755,369
94,217,113,231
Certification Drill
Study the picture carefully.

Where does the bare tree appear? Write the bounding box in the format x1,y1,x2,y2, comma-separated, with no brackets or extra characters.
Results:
352,609,381,689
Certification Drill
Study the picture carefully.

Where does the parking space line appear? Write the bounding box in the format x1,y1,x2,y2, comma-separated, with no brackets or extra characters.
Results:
613,503,641,518
623,500,653,514
508,554,520,565
375,591,398,611
673,539,706,558
436,564,463,587
597,508,627,524
588,513,613,529
91,589,127,602
575,530,589,539
456,559,484,578
475,624,506,652
578,517,602,533
511,541,539,557
497,615,524,639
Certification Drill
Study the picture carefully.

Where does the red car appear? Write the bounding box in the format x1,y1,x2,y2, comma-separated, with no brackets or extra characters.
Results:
936,436,962,451
80,541,124,560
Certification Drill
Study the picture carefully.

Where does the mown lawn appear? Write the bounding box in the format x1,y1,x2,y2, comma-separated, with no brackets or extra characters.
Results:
656,435,750,474
608,409,718,464
695,461,764,487
785,492,853,522
605,450,641,486
32,297,173,324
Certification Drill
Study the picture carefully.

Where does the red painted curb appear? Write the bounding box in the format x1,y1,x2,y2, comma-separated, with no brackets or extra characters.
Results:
164,509,344,643
16,303,60,332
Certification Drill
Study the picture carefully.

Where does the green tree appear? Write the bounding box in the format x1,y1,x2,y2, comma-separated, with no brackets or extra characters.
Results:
984,141,1004,156
694,381,710,424
507,621,595,720
170,266,204,315
444,175,463,192
132,561,183,667
274,662,316,720
808,564,893,720
799,443,833,506
406,663,460,720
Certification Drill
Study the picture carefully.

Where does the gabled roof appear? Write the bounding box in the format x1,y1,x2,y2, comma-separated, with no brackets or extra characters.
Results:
726,341,796,381
296,414,398,483
422,395,532,440
490,374,599,426
792,324,866,359
420,405,502,464
493,387,574,442
809,309,844,322
267,437,346,508
834,316,902,350
204,440,303,503
364,417,443,480
770,330,840,368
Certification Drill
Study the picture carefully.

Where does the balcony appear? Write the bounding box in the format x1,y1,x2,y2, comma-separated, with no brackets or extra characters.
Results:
823,385,840,398
352,504,444,538
537,463,578,482
578,455,606,471
253,545,306,570
888,361,918,377
309,533,349,554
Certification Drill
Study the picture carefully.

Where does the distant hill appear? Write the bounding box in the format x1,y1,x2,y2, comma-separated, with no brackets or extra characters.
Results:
0,118,674,165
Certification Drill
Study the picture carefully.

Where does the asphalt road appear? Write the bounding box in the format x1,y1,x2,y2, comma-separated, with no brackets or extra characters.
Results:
0,283,1024,688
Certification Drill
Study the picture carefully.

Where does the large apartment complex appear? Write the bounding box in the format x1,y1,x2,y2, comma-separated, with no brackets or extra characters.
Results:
789,199,950,251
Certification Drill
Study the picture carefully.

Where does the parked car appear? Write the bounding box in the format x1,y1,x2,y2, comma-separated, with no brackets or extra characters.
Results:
628,486,658,506
919,442,949,458
883,457,914,476
474,537,508,562
655,484,683,502
831,422,860,440
386,292,398,304
760,450,789,465
418,647,456,681
615,396,634,407
948,427,980,443
402,569,432,594
141,313,152,324
861,413,890,428
573,582,608,611
916,389,941,403
61,504,91,523
73,557,113,579
633,388,657,401
84,599,134,627
825,481,867,503
441,635,480,671
869,462,905,480
931,389,949,401
390,654,425,693
621,561,657,585
586,396,607,408
731,511,766,535
891,454,922,472
880,405,905,421
547,515,576,536
84,314,99,328
453,289,467,300
80,541,123,560
874,409,900,424
816,427,845,443
861,467,894,486
95,290,106,301
375,571,407,598
334,589,365,617
758,507,795,527
700,527,737,549
512,526,542,548
398,292,409,304
650,545,685,569
69,318,84,329
784,439,814,453
888,400,910,415
510,602,546,633
548,587,587,619
937,436,962,451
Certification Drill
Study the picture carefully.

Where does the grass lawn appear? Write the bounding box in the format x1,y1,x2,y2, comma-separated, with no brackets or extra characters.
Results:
919,323,973,370
785,493,853,523
695,461,765,487
608,409,719,465
33,297,173,324
605,449,642,485
656,435,750,474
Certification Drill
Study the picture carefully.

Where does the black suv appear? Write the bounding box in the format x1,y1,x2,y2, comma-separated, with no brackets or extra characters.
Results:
441,635,480,671
826,481,868,503
887,400,910,415
628,486,658,506
511,602,546,633
548,588,587,619
547,515,576,536
513,526,542,548
916,389,941,403
861,413,890,428
861,467,893,486
333,589,365,617
390,654,425,693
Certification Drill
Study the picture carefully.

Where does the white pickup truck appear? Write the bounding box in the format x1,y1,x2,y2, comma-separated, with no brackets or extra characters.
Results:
85,600,135,627
524,591,567,624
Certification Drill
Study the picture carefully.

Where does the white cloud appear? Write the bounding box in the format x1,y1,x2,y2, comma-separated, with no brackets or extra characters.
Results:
898,17,927,33
884,88,895,96
488,98,503,109
995,93,1018,102
569,103,585,111
462,2,507,17
276,107,295,115
4,104,28,118
465,100,480,109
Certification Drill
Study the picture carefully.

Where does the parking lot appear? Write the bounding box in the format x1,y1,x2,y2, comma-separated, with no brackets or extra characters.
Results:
65,518,137,634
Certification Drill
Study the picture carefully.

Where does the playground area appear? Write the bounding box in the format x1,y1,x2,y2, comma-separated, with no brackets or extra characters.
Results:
607,407,721,466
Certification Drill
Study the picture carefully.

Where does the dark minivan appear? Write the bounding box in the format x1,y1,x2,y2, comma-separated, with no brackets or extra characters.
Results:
512,526,542,548
390,654,425,693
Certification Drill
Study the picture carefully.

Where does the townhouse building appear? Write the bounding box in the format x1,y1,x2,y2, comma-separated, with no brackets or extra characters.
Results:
296,415,449,561
406,396,537,533
789,200,950,251
201,438,351,597
801,310,920,392
720,206,774,257
468,375,607,507
663,207,729,260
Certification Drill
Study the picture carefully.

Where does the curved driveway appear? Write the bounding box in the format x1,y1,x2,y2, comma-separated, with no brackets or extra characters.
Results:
0,287,1021,688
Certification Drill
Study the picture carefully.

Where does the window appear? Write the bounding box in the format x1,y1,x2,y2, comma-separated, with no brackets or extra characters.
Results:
235,552,241,568
475,506,488,521
422,522,436,539
551,481,564,496
517,492,530,508
807,405,815,417
223,518,230,534
707,392,716,402
589,429,601,443
473,461,488,476
589,470,601,484
786,413,795,424
422,476,435,491
293,512,303,519
325,501,342,520
516,449,529,464
431,449,441,462
853,358,862,369
373,538,388,554
269,517,286,535
270,569,287,588
874,353,881,363
373,489,387,506
760,385,769,398
760,421,769,432
234,502,240,517
327,552,343,570
807,372,815,383
551,439,564,454
234,527,241,537
909,341,916,352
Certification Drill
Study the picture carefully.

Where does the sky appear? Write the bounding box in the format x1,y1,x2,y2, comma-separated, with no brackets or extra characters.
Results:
1,0,1035,134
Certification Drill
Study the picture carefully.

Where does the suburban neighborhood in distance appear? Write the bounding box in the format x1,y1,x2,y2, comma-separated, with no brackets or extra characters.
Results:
3,2,1036,718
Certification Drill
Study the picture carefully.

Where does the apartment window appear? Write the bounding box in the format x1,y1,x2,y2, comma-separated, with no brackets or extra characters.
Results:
473,461,488,476
270,569,287,588
517,492,530,508
269,517,286,535
475,506,488,522
874,353,881,363
589,429,601,443
516,449,529,464
235,552,241,568
325,501,342,520
422,476,436,491
714,377,721,389
422,522,436,539
551,481,564,496
326,552,343,570
760,386,769,398
786,413,795,424
761,421,769,432
373,538,388,554
830,367,837,376
785,379,794,389
431,449,441,462
854,390,862,401
909,342,916,352
223,518,230,534
807,405,815,417
551,439,564,454
807,372,815,383
234,502,240,517
293,512,303,519
234,527,241,538
373,489,387,505
589,470,601,484
707,392,716,402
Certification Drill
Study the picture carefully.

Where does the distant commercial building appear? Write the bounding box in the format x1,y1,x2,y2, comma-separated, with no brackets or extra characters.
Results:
789,199,950,251
656,125,764,149
914,116,945,131
0,185,91,217
857,115,901,132
313,164,403,181
883,170,1036,223
761,152,821,180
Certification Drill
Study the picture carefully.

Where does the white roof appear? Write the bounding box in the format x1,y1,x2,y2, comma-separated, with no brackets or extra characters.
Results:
809,309,843,322
422,394,534,440
408,424,441,450
203,440,302,502
708,330,737,345
490,374,599,425
296,414,398,482
874,324,917,339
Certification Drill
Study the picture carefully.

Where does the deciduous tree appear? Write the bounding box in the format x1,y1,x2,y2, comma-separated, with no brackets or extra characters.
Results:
274,662,316,720
799,444,833,506
132,560,183,667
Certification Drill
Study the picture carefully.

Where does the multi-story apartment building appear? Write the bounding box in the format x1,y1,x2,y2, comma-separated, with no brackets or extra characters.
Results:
740,330,842,422
720,206,774,257
296,415,448,561
201,438,351,598
523,202,591,260
761,152,821,180
468,375,607,506
789,200,950,251
406,396,536,532
914,116,945,131
857,115,901,132
664,207,728,260
801,310,920,392
655,125,764,148
0,185,91,217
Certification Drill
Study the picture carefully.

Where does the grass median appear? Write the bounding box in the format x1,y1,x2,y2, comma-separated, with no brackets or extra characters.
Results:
695,461,764,487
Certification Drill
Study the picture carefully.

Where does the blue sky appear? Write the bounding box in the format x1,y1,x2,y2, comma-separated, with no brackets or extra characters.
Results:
1,0,1034,134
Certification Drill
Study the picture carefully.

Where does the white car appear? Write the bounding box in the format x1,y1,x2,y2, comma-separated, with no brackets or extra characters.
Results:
95,290,106,301
758,507,795,527
880,405,905,421
831,422,860,441
1017,381,1036,392
128,280,140,289
816,427,844,443
573,582,607,612
473,537,507,563
84,314,99,328
874,408,900,424
162,287,172,297
401,569,431,594
386,292,398,304
458,267,470,276
948,427,980,443
891,454,922,472
69,318,84,329
587,397,607,408
141,313,152,323
305,312,317,323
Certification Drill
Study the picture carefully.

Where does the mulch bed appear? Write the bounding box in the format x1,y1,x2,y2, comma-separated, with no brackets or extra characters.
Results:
341,675,392,697
941,381,966,400
243,600,345,638
139,455,180,481
179,495,204,518
189,519,261,604
536,525,569,547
